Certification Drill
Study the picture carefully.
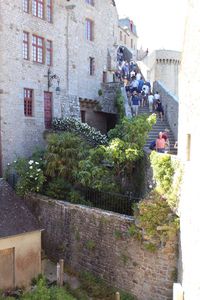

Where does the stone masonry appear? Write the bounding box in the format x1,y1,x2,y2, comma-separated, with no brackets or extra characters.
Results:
26,194,178,300
153,81,179,141
142,50,181,97
0,0,119,173
178,0,200,299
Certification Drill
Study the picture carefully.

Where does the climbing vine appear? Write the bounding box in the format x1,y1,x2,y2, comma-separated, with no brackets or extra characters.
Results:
150,151,183,211
115,89,125,121
128,152,182,251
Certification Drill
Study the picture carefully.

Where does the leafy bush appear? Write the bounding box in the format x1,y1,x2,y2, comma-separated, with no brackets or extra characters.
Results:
132,191,179,249
45,132,89,182
98,89,103,96
22,278,76,300
77,272,135,300
68,190,92,206
44,178,72,200
108,114,156,149
76,147,118,192
150,152,174,194
13,158,45,196
52,117,108,146
150,151,183,210
115,89,125,121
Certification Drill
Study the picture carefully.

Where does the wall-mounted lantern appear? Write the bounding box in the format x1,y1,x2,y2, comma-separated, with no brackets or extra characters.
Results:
47,68,61,96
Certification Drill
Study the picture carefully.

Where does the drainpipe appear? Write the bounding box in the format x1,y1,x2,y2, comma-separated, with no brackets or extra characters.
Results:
66,5,76,98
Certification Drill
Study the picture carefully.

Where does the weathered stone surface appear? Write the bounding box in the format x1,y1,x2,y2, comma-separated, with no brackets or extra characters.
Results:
143,50,181,97
25,194,178,300
178,1,200,299
0,0,119,171
97,82,122,114
153,81,179,140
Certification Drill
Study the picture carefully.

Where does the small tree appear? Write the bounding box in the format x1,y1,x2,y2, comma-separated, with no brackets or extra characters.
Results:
45,132,90,183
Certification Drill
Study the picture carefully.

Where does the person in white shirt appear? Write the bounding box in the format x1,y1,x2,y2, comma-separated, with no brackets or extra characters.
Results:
129,77,139,92
142,83,149,95
136,72,142,81
154,91,160,110
154,91,160,100
148,93,154,113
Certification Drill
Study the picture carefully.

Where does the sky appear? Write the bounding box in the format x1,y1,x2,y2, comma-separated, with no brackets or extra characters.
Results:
115,0,188,52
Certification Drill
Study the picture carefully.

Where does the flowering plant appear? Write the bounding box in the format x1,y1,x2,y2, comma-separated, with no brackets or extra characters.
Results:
13,158,45,196
52,117,108,146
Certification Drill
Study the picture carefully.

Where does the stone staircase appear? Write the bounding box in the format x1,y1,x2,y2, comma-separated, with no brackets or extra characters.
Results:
138,106,177,155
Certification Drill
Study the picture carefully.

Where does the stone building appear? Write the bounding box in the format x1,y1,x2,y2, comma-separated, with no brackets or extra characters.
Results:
117,18,138,62
0,179,42,289
0,0,119,175
177,0,200,299
142,50,181,96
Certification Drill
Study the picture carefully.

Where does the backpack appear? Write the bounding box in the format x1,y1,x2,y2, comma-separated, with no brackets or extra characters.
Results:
149,140,156,150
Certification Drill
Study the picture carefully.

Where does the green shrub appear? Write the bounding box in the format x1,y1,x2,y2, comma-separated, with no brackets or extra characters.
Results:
13,157,45,196
44,178,72,200
115,89,125,121
98,89,103,96
22,278,76,300
76,146,118,192
133,191,179,249
108,114,156,149
150,152,174,194
150,151,183,210
45,132,89,182
68,190,92,206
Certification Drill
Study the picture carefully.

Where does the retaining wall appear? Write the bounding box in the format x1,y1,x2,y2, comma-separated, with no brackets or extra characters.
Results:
153,81,179,140
25,194,178,300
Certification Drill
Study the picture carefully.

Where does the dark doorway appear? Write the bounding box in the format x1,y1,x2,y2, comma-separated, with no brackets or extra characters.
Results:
103,71,107,83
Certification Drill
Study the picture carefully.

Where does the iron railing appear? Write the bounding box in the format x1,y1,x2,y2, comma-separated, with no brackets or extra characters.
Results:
78,188,140,216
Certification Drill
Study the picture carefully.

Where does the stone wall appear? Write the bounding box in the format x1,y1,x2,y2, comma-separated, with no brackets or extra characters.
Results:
143,50,181,96
153,81,179,140
0,0,119,172
25,194,177,300
98,82,121,114
178,1,200,299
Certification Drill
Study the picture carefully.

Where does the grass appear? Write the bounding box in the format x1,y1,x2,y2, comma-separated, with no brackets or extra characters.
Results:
67,271,136,300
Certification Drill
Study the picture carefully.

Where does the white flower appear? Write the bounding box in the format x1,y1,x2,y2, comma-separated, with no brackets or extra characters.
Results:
14,160,16,163
7,163,10,166
29,166,33,169
35,162,39,165
29,160,34,165
30,175,33,178
37,169,41,172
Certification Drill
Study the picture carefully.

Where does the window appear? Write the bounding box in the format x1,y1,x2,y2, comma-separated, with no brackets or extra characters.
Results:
86,19,94,41
89,57,95,75
32,35,44,63
120,31,122,41
32,0,44,19
81,111,86,123
85,0,94,6
24,89,33,116
23,32,29,60
23,0,29,12
47,0,53,22
130,22,133,32
46,40,53,66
